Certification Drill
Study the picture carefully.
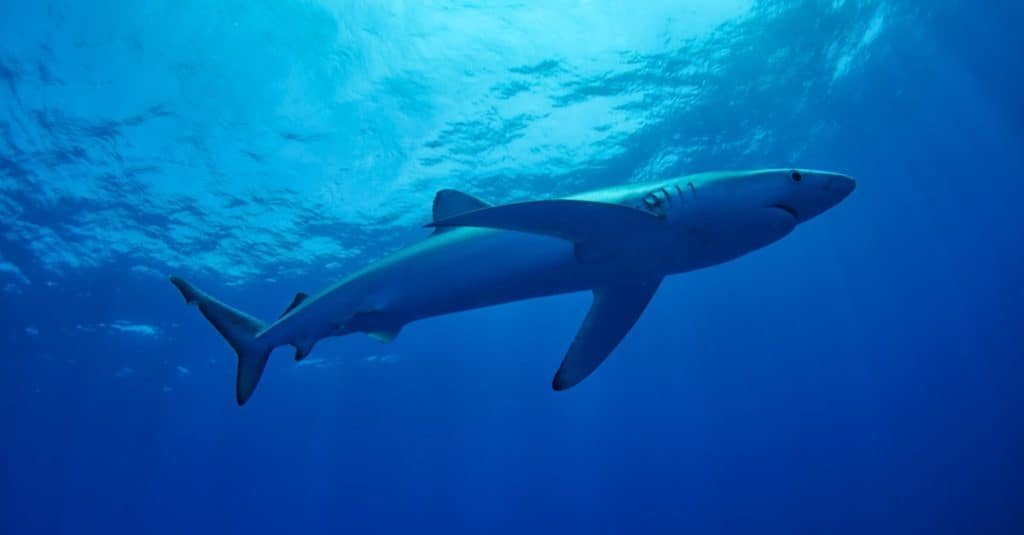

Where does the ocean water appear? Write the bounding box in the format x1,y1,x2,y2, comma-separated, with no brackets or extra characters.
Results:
2,1,1023,533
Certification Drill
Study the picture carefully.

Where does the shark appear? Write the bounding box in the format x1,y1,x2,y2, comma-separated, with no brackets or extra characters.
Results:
171,168,855,405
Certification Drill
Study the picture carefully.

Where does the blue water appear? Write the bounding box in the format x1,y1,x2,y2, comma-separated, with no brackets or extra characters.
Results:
2,1,1023,533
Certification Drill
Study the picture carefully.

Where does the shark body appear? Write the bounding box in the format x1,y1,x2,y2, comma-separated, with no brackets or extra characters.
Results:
172,168,855,405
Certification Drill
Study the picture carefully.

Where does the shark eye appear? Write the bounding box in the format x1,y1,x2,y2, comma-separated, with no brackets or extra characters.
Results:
790,170,803,182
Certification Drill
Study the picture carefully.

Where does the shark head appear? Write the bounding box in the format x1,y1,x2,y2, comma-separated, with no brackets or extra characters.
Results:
653,168,856,268
762,168,857,223
690,168,854,224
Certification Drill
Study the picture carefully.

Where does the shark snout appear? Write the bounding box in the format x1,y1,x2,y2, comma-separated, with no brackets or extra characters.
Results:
827,174,857,198
779,171,855,223
815,173,856,219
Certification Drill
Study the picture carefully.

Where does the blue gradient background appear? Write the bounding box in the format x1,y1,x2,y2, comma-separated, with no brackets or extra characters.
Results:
2,1,1022,533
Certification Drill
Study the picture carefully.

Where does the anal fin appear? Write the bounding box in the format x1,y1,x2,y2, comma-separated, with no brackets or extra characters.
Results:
293,339,316,362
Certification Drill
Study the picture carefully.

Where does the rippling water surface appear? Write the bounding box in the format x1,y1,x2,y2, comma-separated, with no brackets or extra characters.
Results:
2,1,1022,533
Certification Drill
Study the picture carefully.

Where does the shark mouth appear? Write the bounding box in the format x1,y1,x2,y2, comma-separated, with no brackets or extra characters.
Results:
770,203,800,220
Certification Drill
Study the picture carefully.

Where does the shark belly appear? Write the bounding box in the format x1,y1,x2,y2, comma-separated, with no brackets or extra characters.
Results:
347,228,605,331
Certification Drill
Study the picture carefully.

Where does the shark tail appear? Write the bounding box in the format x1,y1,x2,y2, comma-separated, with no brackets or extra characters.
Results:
169,276,273,406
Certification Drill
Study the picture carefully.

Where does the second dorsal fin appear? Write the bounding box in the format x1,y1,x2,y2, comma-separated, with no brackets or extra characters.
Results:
279,292,309,318
432,189,490,234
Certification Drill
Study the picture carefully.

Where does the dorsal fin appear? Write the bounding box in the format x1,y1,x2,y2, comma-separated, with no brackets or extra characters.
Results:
279,292,309,318
432,189,490,234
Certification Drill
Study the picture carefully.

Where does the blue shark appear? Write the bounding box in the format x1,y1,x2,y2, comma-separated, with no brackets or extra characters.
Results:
171,169,855,405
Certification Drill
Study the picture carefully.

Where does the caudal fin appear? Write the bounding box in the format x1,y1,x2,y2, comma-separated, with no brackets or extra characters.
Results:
169,276,272,406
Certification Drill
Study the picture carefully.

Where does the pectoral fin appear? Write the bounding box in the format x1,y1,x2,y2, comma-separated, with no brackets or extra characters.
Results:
552,279,662,391
427,199,665,244
366,327,402,343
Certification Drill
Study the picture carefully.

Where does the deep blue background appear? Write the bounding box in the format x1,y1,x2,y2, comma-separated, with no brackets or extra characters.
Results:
2,1,1023,533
